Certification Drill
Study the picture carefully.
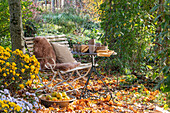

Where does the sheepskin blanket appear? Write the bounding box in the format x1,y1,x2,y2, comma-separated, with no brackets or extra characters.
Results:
33,37,80,71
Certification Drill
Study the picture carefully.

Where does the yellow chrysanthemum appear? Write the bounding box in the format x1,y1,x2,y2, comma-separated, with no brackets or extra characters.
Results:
4,82,8,86
3,73,7,77
12,77,15,80
31,74,35,79
19,84,24,89
3,57,8,60
14,105,22,112
6,47,12,52
25,80,32,86
25,65,29,69
21,69,25,73
20,63,24,66
31,65,35,70
6,62,10,66
12,62,16,66
13,71,16,75
4,109,8,113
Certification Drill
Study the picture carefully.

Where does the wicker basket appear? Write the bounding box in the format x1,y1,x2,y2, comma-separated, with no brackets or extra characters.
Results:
39,94,76,108
81,45,89,53
97,50,114,57
96,45,108,51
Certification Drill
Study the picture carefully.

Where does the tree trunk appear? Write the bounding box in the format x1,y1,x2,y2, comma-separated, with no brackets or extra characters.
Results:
72,0,76,7
57,0,60,9
45,0,47,10
61,0,64,8
8,0,25,53
51,0,55,13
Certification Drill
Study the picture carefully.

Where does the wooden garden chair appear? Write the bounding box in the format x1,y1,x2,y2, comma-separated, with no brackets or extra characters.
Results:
25,35,92,92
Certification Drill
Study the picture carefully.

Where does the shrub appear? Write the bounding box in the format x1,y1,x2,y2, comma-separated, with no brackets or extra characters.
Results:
0,46,40,95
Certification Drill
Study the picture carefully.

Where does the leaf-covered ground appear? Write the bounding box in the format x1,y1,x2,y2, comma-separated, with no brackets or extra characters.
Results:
31,74,169,113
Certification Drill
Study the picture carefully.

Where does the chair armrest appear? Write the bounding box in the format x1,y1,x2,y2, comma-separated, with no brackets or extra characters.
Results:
36,57,57,71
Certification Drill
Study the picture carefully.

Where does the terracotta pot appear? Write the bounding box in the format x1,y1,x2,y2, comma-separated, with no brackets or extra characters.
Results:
85,39,96,45
89,45,96,53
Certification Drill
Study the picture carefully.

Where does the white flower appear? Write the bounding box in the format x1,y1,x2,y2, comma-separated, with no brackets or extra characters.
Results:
28,103,33,110
30,93,36,96
20,108,25,113
1,94,6,100
26,105,30,111
11,97,17,102
39,104,43,109
26,92,30,96
21,102,26,109
33,102,39,108
17,101,26,109
32,110,36,113
4,89,9,94
7,96,12,101
0,90,3,93
34,97,39,102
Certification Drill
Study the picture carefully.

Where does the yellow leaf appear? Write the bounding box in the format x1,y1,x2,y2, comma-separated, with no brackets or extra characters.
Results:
147,65,152,69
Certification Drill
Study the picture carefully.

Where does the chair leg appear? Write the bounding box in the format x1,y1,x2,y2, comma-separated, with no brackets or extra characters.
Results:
69,67,91,84
35,71,57,93
35,73,53,93
52,70,76,93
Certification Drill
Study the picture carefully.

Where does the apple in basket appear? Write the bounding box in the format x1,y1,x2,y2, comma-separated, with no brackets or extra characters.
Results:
44,91,70,101
46,94,52,100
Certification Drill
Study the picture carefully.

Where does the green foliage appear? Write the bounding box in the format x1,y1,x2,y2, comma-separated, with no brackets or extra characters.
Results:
38,7,103,44
0,0,42,44
99,0,156,73
22,0,42,37
99,0,169,98
148,0,170,92
0,0,10,47
41,11,96,34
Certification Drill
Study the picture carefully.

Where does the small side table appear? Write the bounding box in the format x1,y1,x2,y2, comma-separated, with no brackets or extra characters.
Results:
72,51,117,101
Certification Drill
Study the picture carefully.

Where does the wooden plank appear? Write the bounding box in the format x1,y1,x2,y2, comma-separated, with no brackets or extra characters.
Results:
48,38,67,41
25,40,34,44
50,41,68,44
55,34,66,38
27,44,34,48
36,35,66,39
25,37,34,41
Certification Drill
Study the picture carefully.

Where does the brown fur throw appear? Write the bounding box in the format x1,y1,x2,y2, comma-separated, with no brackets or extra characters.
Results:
33,37,56,70
54,62,81,71
33,37,81,71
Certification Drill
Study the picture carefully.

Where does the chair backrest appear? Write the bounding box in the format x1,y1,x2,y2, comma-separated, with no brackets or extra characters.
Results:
25,35,70,56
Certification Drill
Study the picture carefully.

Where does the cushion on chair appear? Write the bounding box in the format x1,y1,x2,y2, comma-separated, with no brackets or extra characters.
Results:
54,62,81,71
33,37,56,69
51,42,76,63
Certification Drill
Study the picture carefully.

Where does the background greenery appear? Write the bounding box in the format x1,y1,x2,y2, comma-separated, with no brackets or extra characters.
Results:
99,0,169,101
